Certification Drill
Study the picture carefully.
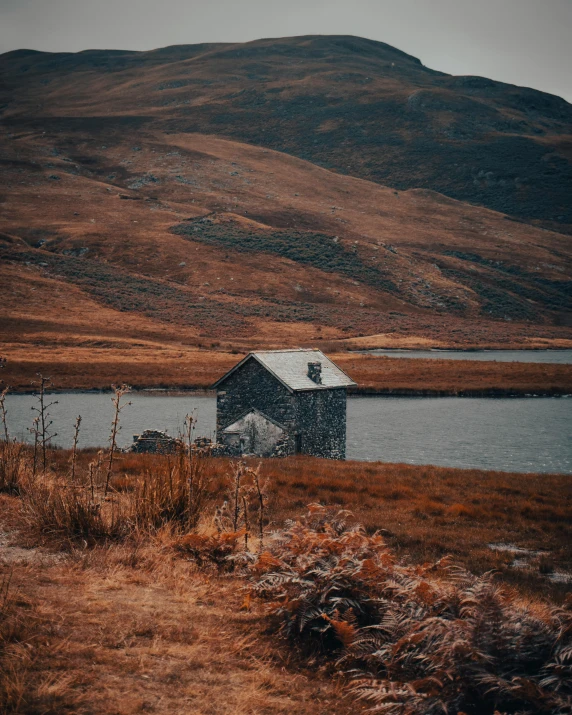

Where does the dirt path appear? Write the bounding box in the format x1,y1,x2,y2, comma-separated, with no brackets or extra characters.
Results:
0,498,357,715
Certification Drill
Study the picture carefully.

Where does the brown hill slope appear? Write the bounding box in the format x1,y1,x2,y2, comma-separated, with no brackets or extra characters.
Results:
1,35,571,230
1,127,571,356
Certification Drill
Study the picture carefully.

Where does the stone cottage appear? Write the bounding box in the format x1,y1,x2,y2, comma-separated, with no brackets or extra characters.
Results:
212,349,356,459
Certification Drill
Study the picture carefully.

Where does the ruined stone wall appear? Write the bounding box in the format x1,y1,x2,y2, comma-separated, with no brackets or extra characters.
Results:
295,388,347,460
216,357,297,437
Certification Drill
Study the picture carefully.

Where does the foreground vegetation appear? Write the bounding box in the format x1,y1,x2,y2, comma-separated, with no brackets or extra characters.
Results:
1,426,571,713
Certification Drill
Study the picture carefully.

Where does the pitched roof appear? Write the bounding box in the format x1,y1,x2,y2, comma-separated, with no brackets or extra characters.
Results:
212,348,357,392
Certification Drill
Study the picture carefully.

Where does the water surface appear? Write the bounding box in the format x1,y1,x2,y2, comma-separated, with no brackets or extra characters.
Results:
355,349,572,364
346,396,571,473
4,393,571,474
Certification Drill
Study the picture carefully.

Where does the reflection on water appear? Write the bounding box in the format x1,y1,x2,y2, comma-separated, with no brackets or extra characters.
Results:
4,393,572,474
355,349,572,364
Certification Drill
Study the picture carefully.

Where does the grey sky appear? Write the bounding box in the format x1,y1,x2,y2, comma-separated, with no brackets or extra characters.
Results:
1,0,570,102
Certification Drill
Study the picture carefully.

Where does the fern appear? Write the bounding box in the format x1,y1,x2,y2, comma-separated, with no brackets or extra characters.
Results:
249,505,572,714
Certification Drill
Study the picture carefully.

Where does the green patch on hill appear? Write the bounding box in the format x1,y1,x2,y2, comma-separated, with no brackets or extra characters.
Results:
170,218,397,293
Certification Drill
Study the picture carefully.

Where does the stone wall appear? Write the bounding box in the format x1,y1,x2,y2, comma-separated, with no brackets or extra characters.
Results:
216,356,348,460
295,388,347,459
216,357,297,435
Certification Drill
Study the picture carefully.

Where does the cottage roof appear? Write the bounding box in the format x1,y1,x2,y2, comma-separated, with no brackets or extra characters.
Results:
213,349,357,392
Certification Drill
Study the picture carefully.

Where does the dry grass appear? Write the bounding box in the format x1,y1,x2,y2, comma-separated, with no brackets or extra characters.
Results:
256,456,572,600
9,447,572,600
38,448,572,598
2,348,572,395
0,442,25,495
0,498,355,714
1,444,571,713
23,447,572,599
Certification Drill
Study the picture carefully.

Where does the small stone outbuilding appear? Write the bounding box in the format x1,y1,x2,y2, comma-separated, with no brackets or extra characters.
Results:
212,349,356,459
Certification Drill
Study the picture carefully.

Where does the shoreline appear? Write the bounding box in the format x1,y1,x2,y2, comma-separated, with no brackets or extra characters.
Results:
352,349,572,354
6,385,571,398
3,351,572,397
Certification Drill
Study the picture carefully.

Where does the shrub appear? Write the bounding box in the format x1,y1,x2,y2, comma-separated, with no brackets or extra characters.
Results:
0,442,26,495
21,476,130,543
130,422,218,533
250,505,572,714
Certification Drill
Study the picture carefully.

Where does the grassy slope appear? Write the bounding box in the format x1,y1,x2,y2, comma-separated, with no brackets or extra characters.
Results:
1,37,571,387
1,129,571,392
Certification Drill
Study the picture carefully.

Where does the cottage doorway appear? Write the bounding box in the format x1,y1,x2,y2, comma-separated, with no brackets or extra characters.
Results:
295,433,302,454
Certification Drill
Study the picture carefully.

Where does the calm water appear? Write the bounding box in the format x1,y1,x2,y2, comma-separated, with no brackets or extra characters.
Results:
355,349,572,364
346,397,571,473
4,393,571,474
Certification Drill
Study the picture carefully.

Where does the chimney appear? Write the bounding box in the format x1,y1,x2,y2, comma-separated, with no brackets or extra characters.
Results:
307,361,322,384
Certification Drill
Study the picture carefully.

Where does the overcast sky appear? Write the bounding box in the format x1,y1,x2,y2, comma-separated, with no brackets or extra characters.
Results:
1,0,570,102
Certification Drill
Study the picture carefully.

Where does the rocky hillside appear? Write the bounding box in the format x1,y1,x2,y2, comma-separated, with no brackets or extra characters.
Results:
1,35,571,231
0,36,571,349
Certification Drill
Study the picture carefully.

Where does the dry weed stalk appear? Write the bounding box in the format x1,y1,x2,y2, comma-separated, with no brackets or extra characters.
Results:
249,464,268,551
230,460,245,531
70,415,82,482
30,374,58,473
0,386,9,442
104,385,131,496
242,493,249,550
29,416,40,478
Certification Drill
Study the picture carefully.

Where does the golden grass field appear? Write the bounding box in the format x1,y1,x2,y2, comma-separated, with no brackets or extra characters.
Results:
2,342,572,395
1,445,571,714
0,495,354,715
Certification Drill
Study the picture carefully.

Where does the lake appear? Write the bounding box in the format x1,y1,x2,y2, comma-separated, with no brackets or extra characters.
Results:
355,349,572,363
4,393,571,474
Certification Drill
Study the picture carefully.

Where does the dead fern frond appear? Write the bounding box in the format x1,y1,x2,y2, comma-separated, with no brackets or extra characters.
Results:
248,504,572,714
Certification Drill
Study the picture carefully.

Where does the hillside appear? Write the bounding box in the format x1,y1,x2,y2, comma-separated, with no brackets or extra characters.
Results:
0,36,571,362
1,35,571,230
